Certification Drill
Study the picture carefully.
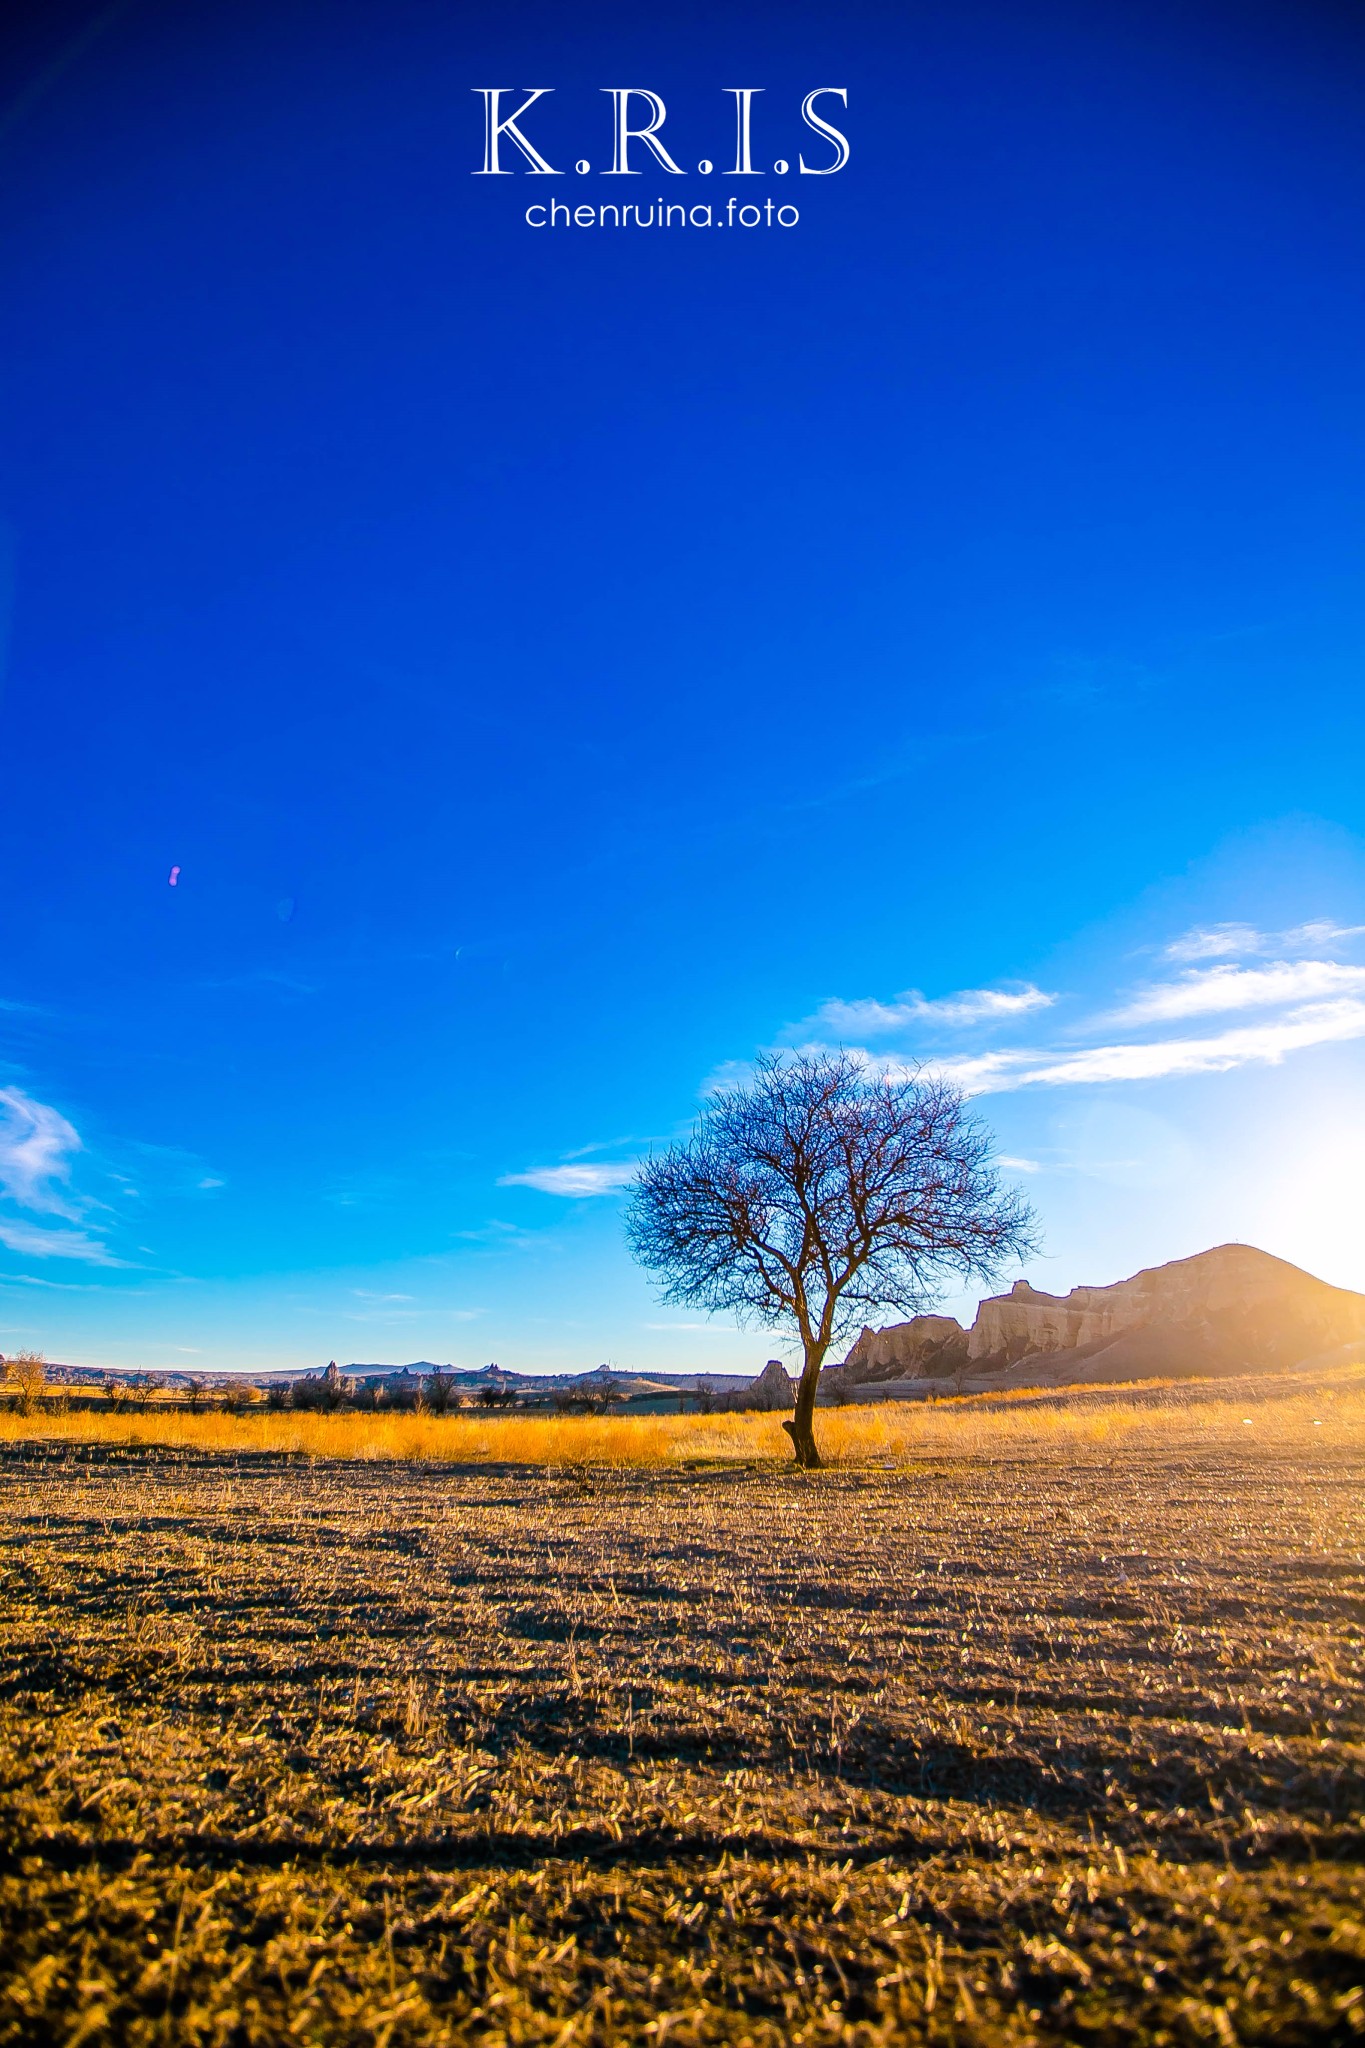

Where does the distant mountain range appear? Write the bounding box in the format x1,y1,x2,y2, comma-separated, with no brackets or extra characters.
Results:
32,1359,759,1394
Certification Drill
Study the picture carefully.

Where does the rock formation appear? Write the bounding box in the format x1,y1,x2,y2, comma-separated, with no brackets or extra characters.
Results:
833,1244,1365,1391
841,1316,968,1384
746,1359,797,1410
967,1245,1365,1372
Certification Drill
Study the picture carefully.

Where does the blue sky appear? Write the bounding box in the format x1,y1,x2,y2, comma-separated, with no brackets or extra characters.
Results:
2,0,1365,1372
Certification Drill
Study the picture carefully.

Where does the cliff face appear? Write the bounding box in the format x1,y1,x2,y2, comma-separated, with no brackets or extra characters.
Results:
841,1315,969,1384
837,1245,1365,1386
966,1285,1110,1360
966,1244,1365,1367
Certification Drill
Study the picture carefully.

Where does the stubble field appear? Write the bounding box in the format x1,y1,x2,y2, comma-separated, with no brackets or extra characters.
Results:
1,1400,1362,2045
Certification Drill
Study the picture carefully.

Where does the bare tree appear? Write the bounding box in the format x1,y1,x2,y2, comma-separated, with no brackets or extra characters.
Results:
425,1366,456,1416
3,1351,48,1416
625,1051,1038,1468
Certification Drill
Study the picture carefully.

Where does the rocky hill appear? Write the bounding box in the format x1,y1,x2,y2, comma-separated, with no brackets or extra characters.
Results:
835,1244,1365,1394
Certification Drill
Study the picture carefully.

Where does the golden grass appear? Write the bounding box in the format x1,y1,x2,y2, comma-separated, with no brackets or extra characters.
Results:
2,1382,1360,1464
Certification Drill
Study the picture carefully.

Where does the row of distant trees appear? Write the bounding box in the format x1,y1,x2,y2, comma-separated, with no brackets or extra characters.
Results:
0,1353,260,1415
281,1364,520,1414
0,1353,639,1420
0,1354,528,1417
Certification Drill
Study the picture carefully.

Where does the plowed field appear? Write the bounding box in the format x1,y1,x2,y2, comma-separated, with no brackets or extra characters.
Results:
1,1426,1361,2044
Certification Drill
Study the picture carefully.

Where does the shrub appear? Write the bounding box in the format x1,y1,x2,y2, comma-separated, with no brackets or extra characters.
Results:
3,1352,48,1416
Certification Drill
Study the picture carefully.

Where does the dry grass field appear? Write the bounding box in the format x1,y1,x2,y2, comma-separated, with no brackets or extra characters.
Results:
1,1370,1360,1466
1,1390,1362,2045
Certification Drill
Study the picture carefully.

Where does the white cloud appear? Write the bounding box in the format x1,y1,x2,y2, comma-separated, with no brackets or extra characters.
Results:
0,1088,82,1216
839,991,1365,1101
930,998,1365,1094
791,910,1365,1107
916,984,1056,1025
1163,922,1264,961
0,1087,127,1264
1105,960,1365,1026
803,983,1053,1040
0,1217,123,1265
1165,920,1365,961
1012,1001,1365,1087
1284,920,1365,949
499,1163,636,1197
997,1155,1042,1172
0,1273,114,1290
700,1058,756,1097
865,1047,1033,1092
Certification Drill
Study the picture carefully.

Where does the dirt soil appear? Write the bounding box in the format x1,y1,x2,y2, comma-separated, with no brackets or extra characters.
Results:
1,1437,1362,2045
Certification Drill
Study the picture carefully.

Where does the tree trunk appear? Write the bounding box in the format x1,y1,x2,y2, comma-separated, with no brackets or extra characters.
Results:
782,1344,826,1468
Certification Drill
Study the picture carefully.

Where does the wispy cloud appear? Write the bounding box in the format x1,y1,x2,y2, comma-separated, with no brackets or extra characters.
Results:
345,1302,481,1323
799,915,1365,1102
865,1048,1031,1092
644,1321,746,1334
323,1172,403,1210
1018,1000,1365,1086
799,983,1053,1040
895,997,1365,1095
449,1220,540,1247
499,1163,636,1197
0,1088,82,1216
0,1216,123,1265
0,1087,127,1263
1164,920,1365,961
0,1272,121,1289
1103,960,1365,1027
112,1139,225,1203
199,970,318,996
